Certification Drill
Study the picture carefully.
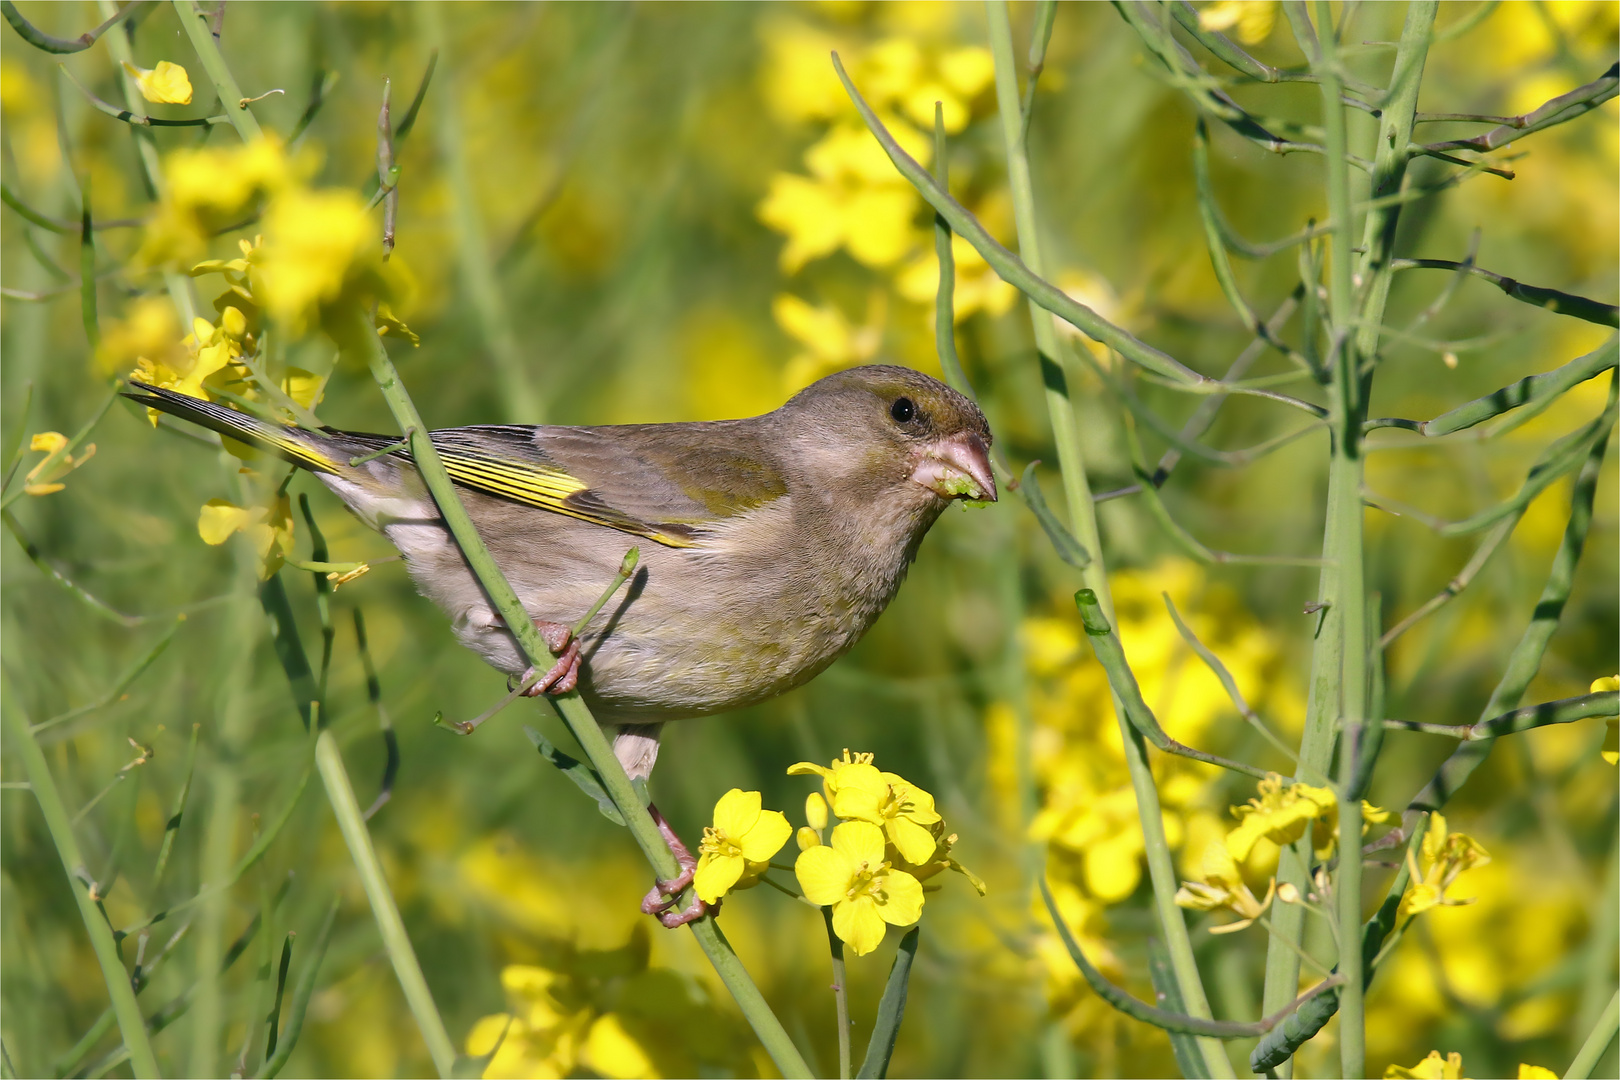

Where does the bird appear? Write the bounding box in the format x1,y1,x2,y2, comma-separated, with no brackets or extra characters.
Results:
126,364,996,924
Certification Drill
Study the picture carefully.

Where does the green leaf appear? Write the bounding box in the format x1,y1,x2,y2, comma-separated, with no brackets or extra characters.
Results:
856,927,919,1078
524,726,625,825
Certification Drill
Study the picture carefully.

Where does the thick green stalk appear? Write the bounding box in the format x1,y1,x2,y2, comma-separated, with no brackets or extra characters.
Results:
4,690,162,1079
985,5,1229,1076
1566,989,1619,1080
345,306,811,1079
315,730,456,1077
418,3,544,424
173,0,263,143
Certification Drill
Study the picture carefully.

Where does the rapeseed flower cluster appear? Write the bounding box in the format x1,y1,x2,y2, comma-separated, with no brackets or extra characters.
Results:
464,926,758,1080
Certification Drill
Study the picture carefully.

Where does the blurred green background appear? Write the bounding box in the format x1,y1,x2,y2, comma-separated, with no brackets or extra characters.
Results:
2,2,1615,1077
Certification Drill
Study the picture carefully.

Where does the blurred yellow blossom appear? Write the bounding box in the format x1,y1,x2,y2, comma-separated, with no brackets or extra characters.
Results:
758,120,931,272
1517,1066,1557,1079
1174,839,1274,934
256,187,378,333
796,820,924,956
22,432,94,497
1385,1049,1469,1079
773,292,885,392
466,928,757,1079
1398,812,1490,919
121,60,192,105
96,296,183,377
140,138,303,267
691,789,791,904
197,493,294,579
895,232,1019,322
1197,1,1279,45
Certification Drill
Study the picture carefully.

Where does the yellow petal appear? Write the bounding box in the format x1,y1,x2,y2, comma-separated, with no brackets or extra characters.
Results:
29,431,66,454
876,868,923,926
197,498,252,545
124,60,193,105
711,788,762,839
786,760,833,779
829,820,887,867
832,896,887,956
795,846,853,906
737,808,791,862
1518,1066,1558,1079
692,852,744,904
887,816,939,866
584,1013,658,1080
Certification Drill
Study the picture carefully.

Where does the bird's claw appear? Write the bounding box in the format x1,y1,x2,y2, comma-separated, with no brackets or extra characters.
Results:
657,894,715,927
519,621,580,696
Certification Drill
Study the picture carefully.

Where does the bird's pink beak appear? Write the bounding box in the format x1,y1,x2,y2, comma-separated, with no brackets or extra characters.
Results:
910,432,997,502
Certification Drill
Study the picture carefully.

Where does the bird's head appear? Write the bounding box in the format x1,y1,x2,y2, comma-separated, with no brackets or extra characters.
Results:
779,365,996,505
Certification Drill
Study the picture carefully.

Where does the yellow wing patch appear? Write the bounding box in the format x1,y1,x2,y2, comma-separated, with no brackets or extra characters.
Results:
435,451,699,548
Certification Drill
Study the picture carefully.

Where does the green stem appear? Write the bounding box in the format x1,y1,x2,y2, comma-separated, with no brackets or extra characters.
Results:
172,0,264,142
985,5,1229,1077
823,908,851,1080
2,689,161,1080
1565,989,1619,1080
345,305,811,1078
314,730,456,1077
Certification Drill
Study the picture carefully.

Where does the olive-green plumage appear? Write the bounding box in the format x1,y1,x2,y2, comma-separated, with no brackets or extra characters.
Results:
127,365,995,774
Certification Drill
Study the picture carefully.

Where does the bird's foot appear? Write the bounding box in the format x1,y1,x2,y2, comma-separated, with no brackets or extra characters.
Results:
518,620,580,696
638,802,712,927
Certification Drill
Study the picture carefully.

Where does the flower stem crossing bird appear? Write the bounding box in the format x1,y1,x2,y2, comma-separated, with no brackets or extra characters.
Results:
127,365,995,924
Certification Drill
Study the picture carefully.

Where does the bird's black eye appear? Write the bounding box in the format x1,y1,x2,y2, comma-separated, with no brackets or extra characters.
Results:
890,397,916,424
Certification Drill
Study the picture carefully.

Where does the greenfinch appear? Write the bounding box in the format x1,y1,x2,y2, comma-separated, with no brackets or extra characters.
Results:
129,365,993,922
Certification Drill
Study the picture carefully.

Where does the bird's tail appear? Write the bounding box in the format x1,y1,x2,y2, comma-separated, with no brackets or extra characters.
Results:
125,381,346,474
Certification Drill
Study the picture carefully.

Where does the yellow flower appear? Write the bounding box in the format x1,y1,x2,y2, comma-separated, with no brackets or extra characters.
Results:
895,232,1019,323
795,820,924,956
95,296,184,376
772,292,884,392
583,1013,656,1080
1518,1067,1558,1079
1197,1,1279,44
121,60,192,104
1384,1049,1469,1079
22,432,95,496
788,747,877,806
197,494,295,579
691,789,791,904
757,120,931,272
1225,774,1394,861
466,964,589,1079
1593,675,1618,764
256,187,377,333
892,828,986,896
1398,812,1491,919
826,762,943,864
140,138,299,267
1174,840,1274,933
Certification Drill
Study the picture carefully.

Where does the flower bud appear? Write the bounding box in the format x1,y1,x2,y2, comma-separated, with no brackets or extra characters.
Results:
796,826,821,851
220,306,247,340
1276,882,1300,904
805,792,829,831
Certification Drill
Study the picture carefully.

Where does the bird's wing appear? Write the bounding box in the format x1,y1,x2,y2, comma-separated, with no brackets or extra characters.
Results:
351,422,787,549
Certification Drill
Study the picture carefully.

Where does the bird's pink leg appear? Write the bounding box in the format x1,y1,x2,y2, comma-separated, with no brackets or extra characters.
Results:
519,620,581,696
639,803,714,927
